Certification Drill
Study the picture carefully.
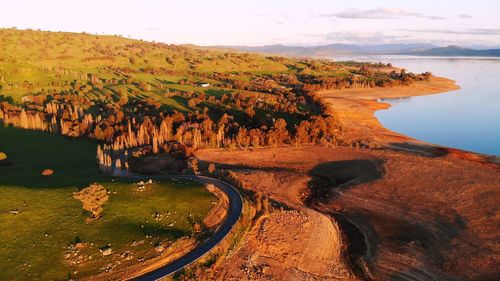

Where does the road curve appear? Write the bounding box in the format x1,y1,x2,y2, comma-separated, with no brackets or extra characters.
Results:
129,175,243,281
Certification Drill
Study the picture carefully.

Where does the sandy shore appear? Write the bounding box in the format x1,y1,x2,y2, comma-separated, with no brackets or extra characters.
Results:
318,76,460,145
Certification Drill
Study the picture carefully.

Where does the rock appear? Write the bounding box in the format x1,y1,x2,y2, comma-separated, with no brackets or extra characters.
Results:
41,169,54,176
99,246,113,256
155,243,165,252
120,251,133,260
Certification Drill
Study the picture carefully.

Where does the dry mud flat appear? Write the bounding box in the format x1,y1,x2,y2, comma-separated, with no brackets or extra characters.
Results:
193,77,499,281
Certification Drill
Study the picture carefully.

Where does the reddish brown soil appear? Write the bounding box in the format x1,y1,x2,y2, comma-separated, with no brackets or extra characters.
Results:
196,145,500,280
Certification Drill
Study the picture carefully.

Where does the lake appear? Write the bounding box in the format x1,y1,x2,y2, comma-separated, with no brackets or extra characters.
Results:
333,56,500,156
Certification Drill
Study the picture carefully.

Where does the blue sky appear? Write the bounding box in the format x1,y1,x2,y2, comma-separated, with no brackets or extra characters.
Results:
2,0,499,47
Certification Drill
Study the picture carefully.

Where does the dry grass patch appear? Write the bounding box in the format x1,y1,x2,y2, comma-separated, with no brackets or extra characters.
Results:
73,184,109,218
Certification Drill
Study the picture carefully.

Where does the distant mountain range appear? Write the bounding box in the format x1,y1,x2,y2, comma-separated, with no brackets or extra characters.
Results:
218,43,500,58
407,45,500,57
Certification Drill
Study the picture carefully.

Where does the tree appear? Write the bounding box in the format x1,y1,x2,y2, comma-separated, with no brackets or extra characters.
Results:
188,98,200,108
20,109,29,128
187,157,199,174
245,105,255,118
118,91,129,105
208,163,216,173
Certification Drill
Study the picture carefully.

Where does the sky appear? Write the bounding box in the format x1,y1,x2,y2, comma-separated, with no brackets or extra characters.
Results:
2,0,500,47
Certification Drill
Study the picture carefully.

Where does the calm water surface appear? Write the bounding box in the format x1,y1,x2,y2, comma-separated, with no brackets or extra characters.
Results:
333,56,500,156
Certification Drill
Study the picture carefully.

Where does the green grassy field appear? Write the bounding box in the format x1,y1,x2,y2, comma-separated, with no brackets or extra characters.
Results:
0,29,290,102
0,125,215,280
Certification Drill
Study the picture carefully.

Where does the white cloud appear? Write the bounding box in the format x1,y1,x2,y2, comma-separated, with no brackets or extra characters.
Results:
324,7,444,20
324,31,408,44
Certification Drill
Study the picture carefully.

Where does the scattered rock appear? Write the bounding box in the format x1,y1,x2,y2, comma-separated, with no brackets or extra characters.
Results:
152,211,163,221
134,179,154,192
120,251,133,260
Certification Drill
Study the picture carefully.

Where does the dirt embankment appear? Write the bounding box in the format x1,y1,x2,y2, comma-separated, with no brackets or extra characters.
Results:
203,183,229,229
206,168,355,280
318,77,460,146
195,141,500,281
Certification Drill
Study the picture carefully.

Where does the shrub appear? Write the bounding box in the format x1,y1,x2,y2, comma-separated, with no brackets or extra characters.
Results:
41,169,54,176
208,163,216,173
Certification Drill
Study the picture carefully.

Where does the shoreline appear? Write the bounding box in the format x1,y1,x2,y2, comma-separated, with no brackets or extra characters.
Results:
318,77,500,164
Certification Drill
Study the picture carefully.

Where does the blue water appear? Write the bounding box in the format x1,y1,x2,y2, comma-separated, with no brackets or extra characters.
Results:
333,56,500,156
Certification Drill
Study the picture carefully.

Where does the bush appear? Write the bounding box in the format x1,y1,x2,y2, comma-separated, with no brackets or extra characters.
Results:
41,169,54,176
208,163,216,173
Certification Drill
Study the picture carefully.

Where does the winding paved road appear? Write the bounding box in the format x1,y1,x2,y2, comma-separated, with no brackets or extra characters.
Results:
130,175,243,281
